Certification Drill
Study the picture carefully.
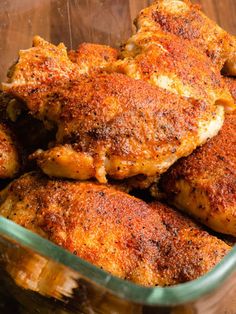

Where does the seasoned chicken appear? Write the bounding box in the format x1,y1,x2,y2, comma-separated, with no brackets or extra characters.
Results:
134,0,236,75
224,77,236,103
159,112,236,236
0,123,20,179
0,91,55,177
0,93,20,178
111,9,235,111
68,43,118,73
0,172,230,286
3,37,225,184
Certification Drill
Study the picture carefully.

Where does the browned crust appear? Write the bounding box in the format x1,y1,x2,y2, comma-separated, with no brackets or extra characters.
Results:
143,1,235,69
68,43,118,72
150,202,230,282
2,37,230,182
160,112,236,214
224,77,236,103
5,69,215,159
0,123,20,178
0,172,230,286
6,69,221,184
119,31,231,106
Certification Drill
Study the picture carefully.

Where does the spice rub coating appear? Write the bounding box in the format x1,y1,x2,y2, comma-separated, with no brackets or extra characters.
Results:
113,29,234,110
136,0,236,75
0,123,20,178
160,112,236,236
68,43,118,73
3,37,225,184
224,77,236,103
0,172,230,286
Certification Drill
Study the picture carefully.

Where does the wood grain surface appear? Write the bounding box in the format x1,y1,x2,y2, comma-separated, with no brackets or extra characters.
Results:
65,0,236,48
193,0,236,35
0,0,50,80
62,0,236,49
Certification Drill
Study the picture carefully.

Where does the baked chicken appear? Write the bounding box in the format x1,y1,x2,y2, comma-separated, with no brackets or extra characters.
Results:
110,4,235,111
133,0,236,75
0,172,230,286
68,43,118,73
159,111,236,236
0,90,55,179
114,32,234,110
0,123,20,178
224,77,236,103
3,36,225,184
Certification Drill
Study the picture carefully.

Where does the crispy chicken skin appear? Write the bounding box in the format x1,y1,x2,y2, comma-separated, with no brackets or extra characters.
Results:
0,172,230,286
159,112,236,236
68,43,118,73
0,123,20,178
135,0,236,75
3,37,225,184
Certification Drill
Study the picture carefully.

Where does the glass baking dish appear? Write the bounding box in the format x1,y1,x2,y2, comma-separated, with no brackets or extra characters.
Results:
0,217,236,313
0,1,236,313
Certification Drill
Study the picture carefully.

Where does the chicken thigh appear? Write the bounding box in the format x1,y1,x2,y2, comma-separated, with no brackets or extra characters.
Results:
110,1,235,111
159,111,236,236
134,0,236,75
3,37,225,184
113,29,234,110
0,123,20,178
0,172,230,286
68,43,118,73
224,77,236,103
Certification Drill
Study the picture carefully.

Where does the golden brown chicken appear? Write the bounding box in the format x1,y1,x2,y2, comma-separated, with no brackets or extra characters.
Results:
68,43,118,73
113,31,234,110
0,172,230,286
159,111,236,236
0,123,20,179
224,77,236,103
134,0,236,75
0,90,55,178
3,37,225,184
110,4,235,111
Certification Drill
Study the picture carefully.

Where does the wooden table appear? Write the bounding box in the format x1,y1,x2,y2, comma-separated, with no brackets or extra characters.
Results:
193,0,236,35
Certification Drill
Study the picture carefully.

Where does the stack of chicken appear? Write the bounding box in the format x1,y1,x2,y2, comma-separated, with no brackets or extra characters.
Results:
0,0,236,287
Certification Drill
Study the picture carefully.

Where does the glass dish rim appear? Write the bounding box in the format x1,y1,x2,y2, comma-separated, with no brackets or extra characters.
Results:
0,216,235,306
